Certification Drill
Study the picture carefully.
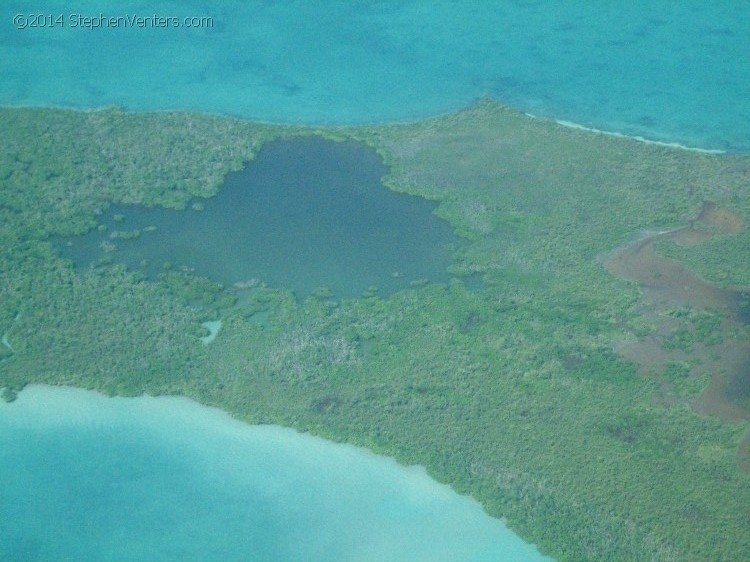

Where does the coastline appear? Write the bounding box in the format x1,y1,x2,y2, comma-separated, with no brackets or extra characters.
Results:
0,383,552,561
1,99,738,156
523,113,728,154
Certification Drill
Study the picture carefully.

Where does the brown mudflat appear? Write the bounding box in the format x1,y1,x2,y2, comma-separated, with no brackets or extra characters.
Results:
604,202,749,466
698,201,744,235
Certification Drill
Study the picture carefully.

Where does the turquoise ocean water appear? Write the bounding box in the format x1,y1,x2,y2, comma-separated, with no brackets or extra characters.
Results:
2,1,748,150
0,387,551,562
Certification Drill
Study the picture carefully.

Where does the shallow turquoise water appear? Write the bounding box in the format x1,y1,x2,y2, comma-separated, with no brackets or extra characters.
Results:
2,1,748,150
56,137,459,298
0,386,552,561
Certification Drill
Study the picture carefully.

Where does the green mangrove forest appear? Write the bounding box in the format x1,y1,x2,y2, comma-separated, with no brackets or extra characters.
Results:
1,101,749,560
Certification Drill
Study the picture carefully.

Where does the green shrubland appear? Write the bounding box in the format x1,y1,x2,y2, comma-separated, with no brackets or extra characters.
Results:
1,102,749,560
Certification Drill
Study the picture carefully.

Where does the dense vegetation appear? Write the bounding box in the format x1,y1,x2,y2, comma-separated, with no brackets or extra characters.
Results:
1,102,748,560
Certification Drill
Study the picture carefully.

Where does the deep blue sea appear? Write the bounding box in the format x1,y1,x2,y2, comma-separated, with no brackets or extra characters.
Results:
0,387,552,561
2,1,749,150
1,2,747,560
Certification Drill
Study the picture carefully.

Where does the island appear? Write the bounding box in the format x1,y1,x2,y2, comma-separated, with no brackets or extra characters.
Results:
1,100,748,560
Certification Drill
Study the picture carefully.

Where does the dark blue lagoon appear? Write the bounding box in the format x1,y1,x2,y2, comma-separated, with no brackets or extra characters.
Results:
0,386,553,562
57,137,459,298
